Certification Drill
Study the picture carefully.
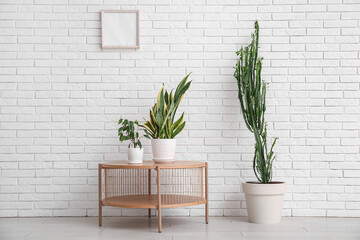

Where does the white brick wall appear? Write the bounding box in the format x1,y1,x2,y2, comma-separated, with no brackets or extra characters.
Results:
0,0,359,218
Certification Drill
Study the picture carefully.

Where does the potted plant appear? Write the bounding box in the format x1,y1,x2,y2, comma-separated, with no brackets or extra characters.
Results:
118,118,143,164
141,73,192,163
234,21,286,224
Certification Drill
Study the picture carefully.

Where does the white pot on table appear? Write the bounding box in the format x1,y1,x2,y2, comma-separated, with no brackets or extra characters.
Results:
127,147,144,164
151,139,176,163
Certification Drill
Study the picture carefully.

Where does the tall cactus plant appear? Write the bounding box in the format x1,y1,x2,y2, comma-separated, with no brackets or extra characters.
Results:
234,21,278,183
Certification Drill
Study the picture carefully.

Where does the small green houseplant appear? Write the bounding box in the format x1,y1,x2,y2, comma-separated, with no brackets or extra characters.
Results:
118,118,144,164
142,73,192,162
234,21,286,224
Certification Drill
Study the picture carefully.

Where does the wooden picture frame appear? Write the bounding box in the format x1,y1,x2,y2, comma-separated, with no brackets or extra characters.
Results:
101,10,139,49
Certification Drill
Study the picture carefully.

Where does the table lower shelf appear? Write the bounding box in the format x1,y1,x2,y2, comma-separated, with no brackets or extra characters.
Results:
102,194,206,209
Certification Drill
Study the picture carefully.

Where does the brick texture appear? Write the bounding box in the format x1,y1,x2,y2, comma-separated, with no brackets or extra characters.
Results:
0,0,359,217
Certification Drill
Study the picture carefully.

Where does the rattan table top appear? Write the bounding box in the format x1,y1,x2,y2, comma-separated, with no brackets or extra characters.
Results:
100,160,205,169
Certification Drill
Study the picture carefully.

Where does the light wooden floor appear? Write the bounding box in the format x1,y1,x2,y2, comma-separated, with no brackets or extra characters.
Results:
1,216,359,240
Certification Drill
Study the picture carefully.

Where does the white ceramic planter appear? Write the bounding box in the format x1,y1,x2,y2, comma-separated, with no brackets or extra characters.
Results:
242,182,286,224
151,139,176,163
127,147,144,164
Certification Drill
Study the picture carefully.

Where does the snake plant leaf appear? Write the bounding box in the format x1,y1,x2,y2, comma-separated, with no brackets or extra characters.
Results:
159,87,165,114
171,82,191,122
169,90,173,105
174,80,192,106
172,121,186,138
142,128,153,139
157,85,164,110
150,110,157,125
144,122,155,133
165,118,171,138
155,110,164,129
174,73,190,100
164,90,169,106
171,112,184,133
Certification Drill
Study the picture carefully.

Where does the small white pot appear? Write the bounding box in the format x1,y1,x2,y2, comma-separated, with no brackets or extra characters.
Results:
127,147,144,164
242,182,286,224
151,139,176,163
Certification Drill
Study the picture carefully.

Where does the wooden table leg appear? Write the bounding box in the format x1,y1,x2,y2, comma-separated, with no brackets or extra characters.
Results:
157,166,162,233
205,162,209,224
148,169,151,218
98,164,102,226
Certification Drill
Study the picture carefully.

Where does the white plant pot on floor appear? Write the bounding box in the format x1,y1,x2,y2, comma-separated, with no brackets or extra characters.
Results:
127,147,143,164
242,182,286,224
151,139,176,163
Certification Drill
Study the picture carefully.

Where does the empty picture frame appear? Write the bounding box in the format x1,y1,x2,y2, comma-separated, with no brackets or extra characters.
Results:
101,10,139,49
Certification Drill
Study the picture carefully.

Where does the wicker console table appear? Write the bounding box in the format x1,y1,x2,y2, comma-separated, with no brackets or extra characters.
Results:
98,161,208,232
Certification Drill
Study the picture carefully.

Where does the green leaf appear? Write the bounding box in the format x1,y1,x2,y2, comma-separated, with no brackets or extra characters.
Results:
145,122,156,134
173,81,192,113
169,90,173,104
172,121,186,138
143,129,154,139
164,91,169,106
174,73,191,101
155,111,163,128
174,81,192,105
159,87,165,114
166,117,171,138
171,112,184,133
156,85,164,110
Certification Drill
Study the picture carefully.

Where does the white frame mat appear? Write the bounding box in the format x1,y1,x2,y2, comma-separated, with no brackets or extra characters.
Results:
101,10,139,49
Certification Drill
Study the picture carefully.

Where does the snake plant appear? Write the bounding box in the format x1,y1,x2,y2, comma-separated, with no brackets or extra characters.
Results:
234,21,278,183
142,73,192,139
